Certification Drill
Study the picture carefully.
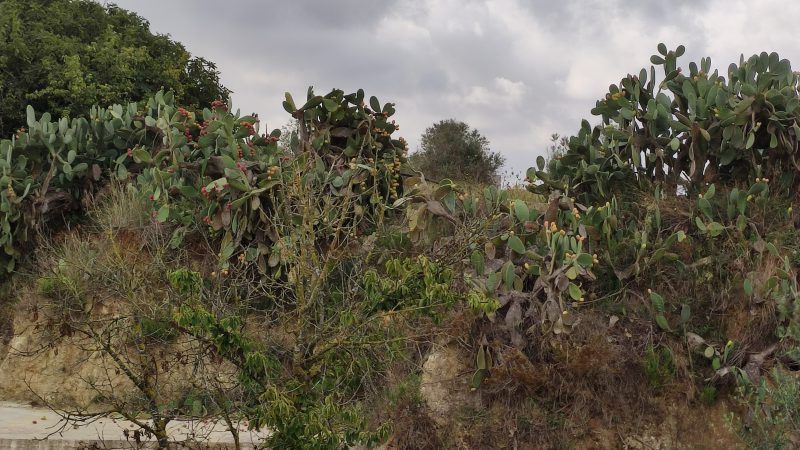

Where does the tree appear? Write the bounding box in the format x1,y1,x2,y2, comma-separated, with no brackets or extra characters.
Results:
0,0,230,138
18,187,249,449
411,119,505,184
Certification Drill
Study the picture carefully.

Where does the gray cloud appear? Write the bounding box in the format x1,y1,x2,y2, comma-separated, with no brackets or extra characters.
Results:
103,0,800,178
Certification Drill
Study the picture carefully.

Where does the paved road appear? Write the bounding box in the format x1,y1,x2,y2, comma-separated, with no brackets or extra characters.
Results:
0,402,265,447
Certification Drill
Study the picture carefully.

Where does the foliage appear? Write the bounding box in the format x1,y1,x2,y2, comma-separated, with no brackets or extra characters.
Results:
529,44,800,203
363,256,457,318
0,0,229,138
642,344,675,388
411,119,504,184
0,92,180,273
731,367,800,449
133,87,410,276
28,195,207,448
2,84,416,446
152,87,421,448
387,50,800,435
12,40,800,449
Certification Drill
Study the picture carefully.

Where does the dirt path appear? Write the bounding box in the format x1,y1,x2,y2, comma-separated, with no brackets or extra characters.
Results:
0,401,266,447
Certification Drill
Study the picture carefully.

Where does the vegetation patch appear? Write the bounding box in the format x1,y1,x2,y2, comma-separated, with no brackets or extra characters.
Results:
3,33,800,449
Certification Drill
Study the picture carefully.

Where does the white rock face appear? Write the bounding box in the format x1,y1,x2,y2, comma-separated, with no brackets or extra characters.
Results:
419,344,479,424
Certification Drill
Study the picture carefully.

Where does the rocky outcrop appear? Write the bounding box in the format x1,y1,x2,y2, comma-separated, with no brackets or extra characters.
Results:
420,344,480,424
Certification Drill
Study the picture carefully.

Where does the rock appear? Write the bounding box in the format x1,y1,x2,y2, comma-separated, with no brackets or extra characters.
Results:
419,344,479,426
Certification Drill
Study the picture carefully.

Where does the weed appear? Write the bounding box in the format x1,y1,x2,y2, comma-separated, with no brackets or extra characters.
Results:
700,384,718,405
642,344,675,388
731,367,800,449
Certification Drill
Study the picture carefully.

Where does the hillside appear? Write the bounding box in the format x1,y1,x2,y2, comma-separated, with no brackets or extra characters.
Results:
1,42,800,450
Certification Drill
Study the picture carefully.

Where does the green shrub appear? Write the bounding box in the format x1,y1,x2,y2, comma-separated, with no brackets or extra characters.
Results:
0,0,229,138
167,268,202,298
700,384,718,405
731,367,800,449
137,316,178,343
410,119,504,184
642,344,675,388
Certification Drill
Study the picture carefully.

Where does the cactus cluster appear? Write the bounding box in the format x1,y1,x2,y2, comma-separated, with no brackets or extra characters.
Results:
0,100,156,272
530,44,800,203
135,87,408,275
0,87,409,276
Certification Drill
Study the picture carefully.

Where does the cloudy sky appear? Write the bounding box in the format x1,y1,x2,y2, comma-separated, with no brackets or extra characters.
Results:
104,0,800,177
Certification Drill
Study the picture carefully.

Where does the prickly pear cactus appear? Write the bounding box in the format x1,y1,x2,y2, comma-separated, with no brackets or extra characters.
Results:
530,44,800,203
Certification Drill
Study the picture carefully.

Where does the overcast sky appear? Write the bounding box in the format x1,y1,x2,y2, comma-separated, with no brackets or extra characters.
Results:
103,0,800,177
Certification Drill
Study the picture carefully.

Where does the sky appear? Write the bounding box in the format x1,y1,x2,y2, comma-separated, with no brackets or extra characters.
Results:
102,0,800,178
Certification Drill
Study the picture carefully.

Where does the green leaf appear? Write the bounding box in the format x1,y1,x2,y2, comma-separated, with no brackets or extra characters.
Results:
443,191,456,213
650,291,665,312
766,242,779,257
322,98,339,112
133,148,152,164
476,346,487,369
707,222,724,237
513,199,529,223
705,184,716,200
746,131,755,149
26,105,35,128
300,96,323,110
369,96,381,112
486,272,498,292
734,96,754,114
471,250,485,275
747,182,767,196
576,253,593,268
536,156,545,171
698,197,713,219
657,43,668,56
566,266,578,280
157,205,170,223
695,216,707,231
680,304,691,324
470,369,486,391
568,283,582,301
502,261,515,289
743,278,753,296
650,55,665,65
508,235,526,254
704,346,715,359
284,92,296,110
116,164,129,180
736,214,747,232
655,314,671,331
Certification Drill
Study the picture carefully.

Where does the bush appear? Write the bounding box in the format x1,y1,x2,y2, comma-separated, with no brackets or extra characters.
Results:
0,0,229,139
731,367,800,449
410,119,504,184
